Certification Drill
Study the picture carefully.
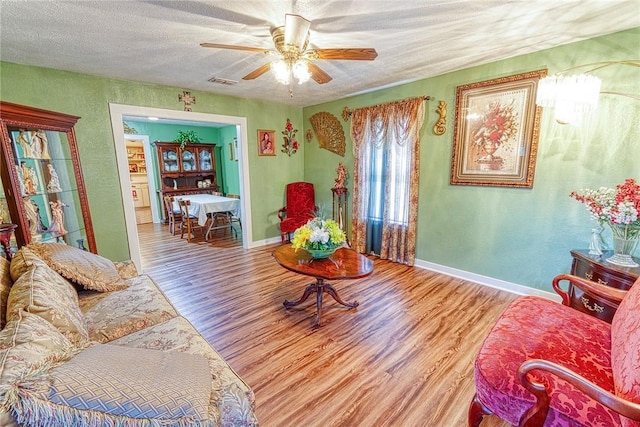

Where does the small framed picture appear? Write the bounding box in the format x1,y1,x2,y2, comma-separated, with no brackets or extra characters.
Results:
128,163,138,173
257,129,276,156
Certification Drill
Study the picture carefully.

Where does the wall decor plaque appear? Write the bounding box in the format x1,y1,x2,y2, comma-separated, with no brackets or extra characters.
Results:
310,112,345,157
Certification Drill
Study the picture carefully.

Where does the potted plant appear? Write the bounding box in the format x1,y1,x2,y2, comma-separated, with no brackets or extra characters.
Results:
173,130,201,149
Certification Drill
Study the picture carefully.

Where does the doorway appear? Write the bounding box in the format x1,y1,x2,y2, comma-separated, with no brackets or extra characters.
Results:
109,104,252,271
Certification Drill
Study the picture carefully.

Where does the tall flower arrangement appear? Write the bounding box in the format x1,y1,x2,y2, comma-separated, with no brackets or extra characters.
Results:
570,178,640,226
281,118,299,157
571,178,640,266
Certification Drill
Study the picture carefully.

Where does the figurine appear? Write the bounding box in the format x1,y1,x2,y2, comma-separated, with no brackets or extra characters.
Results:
334,162,348,189
24,197,47,236
29,130,50,159
48,200,68,236
46,164,62,193
15,165,26,196
21,162,36,195
28,166,39,193
16,130,34,158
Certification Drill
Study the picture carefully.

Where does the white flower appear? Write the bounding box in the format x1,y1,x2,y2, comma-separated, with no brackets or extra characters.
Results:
310,228,330,244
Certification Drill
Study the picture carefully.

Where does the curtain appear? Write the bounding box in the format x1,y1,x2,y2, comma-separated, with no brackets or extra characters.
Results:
350,97,425,265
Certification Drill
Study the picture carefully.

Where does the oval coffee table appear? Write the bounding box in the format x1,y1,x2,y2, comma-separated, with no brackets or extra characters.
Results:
272,245,374,327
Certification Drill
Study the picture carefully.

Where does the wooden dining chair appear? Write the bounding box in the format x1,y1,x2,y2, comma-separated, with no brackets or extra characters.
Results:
178,199,205,242
224,193,242,232
163,195,182,235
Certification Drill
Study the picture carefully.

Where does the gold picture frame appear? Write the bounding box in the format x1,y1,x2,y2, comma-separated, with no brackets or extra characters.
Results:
450,69,547,188
257,129,276,156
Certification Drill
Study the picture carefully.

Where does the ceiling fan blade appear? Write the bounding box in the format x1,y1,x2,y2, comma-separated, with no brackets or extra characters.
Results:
242,62,273,80
284,14,311,52
307,62,332,84
309,48,378,61
200,43,270,54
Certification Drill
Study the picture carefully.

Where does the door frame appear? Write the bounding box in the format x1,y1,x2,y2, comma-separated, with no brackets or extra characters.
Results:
124,134,160,223
109,103,251,271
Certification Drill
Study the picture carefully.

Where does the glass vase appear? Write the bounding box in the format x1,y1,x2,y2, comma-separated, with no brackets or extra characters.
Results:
606,223,640,268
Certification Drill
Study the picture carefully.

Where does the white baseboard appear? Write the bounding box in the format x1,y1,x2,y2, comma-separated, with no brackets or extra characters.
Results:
248,236,282,248
413,258,561,302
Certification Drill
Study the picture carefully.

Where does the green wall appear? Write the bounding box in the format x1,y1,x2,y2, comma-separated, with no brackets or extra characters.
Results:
0,65,303,260
218,125,241,195
302,28,640,291
1,27,638,293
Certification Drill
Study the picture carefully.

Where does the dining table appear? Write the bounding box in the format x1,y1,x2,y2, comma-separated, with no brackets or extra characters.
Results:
176,194,240,238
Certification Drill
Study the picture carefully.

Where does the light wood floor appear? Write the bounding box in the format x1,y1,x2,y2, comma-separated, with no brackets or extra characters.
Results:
137,223,514,427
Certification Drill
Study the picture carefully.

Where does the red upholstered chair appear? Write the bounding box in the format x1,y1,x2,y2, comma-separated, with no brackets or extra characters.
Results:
469,274,640,427
278,182,317,244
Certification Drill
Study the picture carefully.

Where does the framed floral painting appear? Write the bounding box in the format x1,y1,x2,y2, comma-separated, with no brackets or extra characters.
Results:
257,129,276,156
450,69,547,188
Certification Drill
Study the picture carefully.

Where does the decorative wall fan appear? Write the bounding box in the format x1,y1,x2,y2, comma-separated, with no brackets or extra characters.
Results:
201,14,377,90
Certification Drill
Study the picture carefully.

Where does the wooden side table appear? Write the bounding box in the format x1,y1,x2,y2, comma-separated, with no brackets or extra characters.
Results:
0,223,17,260
273,245,373,327
569,249,639,322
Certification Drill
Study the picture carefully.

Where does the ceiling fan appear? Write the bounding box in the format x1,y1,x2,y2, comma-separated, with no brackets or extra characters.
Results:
201,14,378,90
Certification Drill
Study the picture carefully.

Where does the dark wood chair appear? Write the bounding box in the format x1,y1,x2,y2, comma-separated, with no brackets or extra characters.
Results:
178,199,204,242
162,195,182,235
468,274,640,426
277,182,316,243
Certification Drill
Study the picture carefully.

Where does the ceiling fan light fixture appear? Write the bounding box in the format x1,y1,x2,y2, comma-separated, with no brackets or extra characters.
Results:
293,60,311,84
284,14,311,53
271,59,291,85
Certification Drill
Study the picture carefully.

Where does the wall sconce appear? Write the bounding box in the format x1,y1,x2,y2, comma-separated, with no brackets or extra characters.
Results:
535,60,640,125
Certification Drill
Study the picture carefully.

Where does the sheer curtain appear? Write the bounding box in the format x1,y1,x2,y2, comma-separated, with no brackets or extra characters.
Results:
350,97,425,265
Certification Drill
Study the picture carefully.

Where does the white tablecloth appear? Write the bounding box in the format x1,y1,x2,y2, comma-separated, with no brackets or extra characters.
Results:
177,194,240,226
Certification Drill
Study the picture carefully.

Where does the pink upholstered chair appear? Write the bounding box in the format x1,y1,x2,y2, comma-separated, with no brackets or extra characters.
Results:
277,182,317,243
469,274,640,426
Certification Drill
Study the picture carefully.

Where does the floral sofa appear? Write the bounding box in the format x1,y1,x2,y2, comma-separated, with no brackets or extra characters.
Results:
0,243,257,426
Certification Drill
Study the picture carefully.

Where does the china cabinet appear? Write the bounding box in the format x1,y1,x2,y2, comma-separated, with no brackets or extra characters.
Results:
0,101,96,253
154,142,218,219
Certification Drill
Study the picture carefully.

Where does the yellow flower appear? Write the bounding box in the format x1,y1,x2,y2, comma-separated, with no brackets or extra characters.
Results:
291,226,312,250
291,217,345,251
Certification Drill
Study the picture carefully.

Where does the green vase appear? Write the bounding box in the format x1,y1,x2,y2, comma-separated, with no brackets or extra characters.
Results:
305,247,337,259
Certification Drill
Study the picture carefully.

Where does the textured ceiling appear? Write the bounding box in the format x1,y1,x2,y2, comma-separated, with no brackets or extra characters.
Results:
1,1,639,107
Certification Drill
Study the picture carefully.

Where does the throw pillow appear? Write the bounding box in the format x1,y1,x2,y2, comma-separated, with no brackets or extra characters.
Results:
0,257,11,329
28,243,128,292
0,310,73,387
11,344,213,426
6,259,89,345
9,246,41,282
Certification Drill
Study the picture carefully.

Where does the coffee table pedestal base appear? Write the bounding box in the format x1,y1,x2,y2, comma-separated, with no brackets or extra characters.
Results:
283,278,358,327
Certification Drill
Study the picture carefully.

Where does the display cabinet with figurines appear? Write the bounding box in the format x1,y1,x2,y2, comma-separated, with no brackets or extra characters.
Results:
0,101,96,253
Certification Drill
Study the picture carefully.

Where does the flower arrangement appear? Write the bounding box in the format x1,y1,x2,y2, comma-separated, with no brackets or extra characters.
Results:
291,217,346,254
571,178,640,267
470,100,518,157
281,118,299,157
570,178,640,226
